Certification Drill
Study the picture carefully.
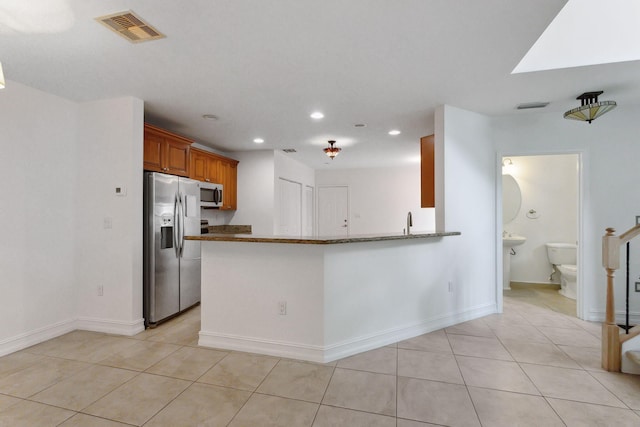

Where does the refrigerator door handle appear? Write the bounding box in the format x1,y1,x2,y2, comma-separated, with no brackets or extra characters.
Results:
178,193,185,257
173,192,180,258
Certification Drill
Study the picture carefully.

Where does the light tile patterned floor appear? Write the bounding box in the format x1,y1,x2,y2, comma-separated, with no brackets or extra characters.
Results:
1,298,640,426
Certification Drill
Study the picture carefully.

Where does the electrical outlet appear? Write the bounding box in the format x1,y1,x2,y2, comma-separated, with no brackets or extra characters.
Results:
278,301,287,315
97,285,104,296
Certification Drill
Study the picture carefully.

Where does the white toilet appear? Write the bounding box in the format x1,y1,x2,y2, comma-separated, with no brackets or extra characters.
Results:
546,243,578,300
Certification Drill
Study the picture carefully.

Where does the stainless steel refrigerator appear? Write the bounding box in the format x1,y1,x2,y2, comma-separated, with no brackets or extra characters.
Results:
143,172,201,327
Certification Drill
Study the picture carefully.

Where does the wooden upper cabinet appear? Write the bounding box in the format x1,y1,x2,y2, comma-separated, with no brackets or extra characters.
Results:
189,148,239,210
420,134,435,208
219,159,238,210
143,124,192,177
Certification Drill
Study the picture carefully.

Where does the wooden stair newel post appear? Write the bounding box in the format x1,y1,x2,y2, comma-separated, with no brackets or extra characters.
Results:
602,227,621,371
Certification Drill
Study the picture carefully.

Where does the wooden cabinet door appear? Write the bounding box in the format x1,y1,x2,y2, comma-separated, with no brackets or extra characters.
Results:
143,132,164,172
164,140,190,177
420,134,435,208
218,160,238,210
190,149,209,181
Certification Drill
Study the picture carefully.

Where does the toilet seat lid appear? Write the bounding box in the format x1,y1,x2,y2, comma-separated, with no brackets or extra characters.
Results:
558,264,577,273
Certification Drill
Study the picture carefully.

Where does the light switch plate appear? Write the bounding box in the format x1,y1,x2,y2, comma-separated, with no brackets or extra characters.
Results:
636,282,640,292
115,186,127,196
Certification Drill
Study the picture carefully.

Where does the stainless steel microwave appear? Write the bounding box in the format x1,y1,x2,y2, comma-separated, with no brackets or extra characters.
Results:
200,182,223,208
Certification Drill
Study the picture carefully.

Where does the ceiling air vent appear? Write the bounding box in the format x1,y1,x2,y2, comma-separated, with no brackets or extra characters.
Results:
96,11,165,43
282,149,297,153
517,102,549,110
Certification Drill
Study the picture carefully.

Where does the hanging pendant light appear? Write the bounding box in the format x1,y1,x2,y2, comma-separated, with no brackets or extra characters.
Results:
323,140,341,159
563,91,616,123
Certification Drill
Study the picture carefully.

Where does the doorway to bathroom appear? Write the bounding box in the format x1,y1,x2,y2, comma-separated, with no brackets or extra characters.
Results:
501,153,581,318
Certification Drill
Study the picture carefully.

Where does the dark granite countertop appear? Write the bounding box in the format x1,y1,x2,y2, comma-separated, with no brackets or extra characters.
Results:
186,231,461,245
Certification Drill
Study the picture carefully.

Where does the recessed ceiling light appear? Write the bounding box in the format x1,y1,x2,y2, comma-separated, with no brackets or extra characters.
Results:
310,112,324,120
253,138,264,144
388,130,401,136
202,114,219,120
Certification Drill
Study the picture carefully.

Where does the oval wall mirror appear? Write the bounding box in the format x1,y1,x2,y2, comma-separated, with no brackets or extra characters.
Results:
503,174,521,223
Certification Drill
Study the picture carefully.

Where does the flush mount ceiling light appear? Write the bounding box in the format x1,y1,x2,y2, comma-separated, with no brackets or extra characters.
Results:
0,62,5,89
310,111,324,120
563,91,616,123
388,129,401,136
323,140,341,159
253,138,264,144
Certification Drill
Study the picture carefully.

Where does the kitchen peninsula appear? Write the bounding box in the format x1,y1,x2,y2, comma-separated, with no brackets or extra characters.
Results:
187,231,462,363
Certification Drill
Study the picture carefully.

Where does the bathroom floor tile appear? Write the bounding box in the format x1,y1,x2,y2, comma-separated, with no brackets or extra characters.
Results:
145,346,227,381
257,359,334,403
520,363,626,407
468,387,564,427
589,370,640,410
197,352,279,391
0,399,75,427
397,377,479,427
30,365,137,411
398,349,463,384
447,334,513,361
336,346,397,375
83,373,191,425
397,330,452,353
500,339,581,368
58,413,133,427
547,398,640,427
228,393,318,427
456,355,539,394
312,405,396,427
145,382,251,427
322,368,396,416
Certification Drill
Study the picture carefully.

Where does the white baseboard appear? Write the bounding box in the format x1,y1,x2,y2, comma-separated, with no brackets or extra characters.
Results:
76,317,145,336
200,302,497,363
587,309,640,324
0,318,76,357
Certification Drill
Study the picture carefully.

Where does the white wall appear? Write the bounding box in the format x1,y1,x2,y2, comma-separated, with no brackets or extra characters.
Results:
505,154,578,283
494,106,640,321
315,165,436,234
229,150,275,235
437,105,497,310
74,97,145,334
0,81,79,354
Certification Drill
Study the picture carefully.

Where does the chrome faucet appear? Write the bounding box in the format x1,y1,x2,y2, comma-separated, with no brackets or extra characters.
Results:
406,211,413,235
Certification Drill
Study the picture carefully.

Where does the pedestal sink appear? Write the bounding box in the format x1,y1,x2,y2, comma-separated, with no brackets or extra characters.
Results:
503,234,526,290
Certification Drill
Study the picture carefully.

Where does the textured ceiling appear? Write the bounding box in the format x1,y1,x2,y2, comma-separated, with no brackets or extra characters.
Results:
2,0,639,169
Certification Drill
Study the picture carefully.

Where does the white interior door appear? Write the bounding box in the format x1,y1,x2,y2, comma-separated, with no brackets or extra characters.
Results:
318,186,349,236
277,178,302,236
304,185,314,236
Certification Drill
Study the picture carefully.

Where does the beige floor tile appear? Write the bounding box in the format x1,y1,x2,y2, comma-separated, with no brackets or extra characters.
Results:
97,340,180,371
336,346,397,375
197,352,279,391
558,345,604,371
521,363,626,407
0,399,75,427
397,377,479,427
456,355,539,394
0,352,44,378
145,346,227,380
526,313,583,329
398,349,463,384
537,326,601,348
397,420,442,427
447,334,513,361
28,332,138,363
445,319,495,338
58,413,132,427
228,393,318,427
501,339,581,368
548,397,640,427
0,356,89,398
490,323,552,344
0,393,21,411
397,330,452,353
83,373,190,426
572,318,602,338
30,365,137,411
322,368,396,416
145,382,251,427
468,386,564,426
147,318,200,346
590,371,640,410
313,405,396,427
481,312,530,329
257,359,333,403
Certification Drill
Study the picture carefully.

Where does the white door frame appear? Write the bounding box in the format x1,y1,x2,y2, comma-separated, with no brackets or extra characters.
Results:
277,177,303,237
316,185,350,236
495,150,586,320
